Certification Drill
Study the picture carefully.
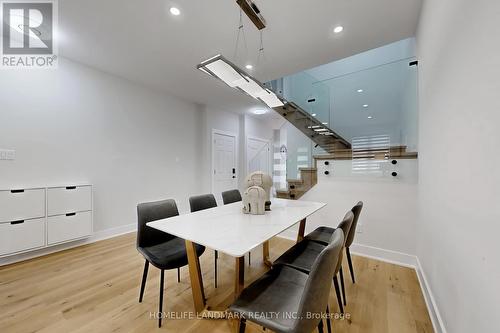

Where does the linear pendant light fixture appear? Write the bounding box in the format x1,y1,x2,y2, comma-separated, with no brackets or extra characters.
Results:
197,54,284,108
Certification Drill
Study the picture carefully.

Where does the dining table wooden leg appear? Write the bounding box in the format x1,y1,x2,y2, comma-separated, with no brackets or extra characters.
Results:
262,240,272,267
235,256,245,298
185,240,206,313
297,218,306,243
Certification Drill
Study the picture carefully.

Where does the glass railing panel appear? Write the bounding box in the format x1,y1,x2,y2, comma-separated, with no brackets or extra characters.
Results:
282,71,331,125
312,143,328,157
270,47,419,184
320,57,418,152
285,122,312,179
272,122,313,190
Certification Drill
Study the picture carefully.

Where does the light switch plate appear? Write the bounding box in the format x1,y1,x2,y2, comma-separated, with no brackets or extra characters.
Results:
0,149,15,160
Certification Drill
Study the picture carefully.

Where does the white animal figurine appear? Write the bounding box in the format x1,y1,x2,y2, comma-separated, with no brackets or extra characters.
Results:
242,186,266,215
244,171,273,211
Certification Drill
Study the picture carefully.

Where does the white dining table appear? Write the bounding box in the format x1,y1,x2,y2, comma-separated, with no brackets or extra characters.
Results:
147,198,326,315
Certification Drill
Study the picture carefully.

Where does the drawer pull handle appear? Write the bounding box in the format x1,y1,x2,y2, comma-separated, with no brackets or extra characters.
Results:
66,186,77,190
66,212,76,217
11,189,24,193
11,220,25,225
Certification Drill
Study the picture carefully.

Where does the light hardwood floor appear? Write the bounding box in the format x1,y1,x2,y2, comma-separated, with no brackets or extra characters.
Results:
0,233,433,333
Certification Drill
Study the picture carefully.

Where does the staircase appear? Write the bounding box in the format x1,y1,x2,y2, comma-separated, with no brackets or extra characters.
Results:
276,167,318,200
265,78,418,200
273,102,351,152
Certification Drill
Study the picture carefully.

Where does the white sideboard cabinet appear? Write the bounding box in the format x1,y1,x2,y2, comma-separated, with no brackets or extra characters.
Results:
0,185,93,257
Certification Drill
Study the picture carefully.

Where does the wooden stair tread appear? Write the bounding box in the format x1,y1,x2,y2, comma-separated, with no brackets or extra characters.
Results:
298,167,317,172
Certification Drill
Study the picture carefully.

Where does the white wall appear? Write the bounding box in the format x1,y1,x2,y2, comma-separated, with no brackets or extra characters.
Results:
417,1,500,332
244,115,274,143
288,159,418,260
0,58,203,232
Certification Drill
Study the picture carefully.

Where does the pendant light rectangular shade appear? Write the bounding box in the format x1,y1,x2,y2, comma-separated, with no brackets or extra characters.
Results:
205,59,242,88
197,54,284,108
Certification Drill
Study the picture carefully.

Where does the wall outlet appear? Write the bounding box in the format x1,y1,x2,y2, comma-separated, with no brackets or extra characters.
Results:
357,223,364,233
0,149,15,160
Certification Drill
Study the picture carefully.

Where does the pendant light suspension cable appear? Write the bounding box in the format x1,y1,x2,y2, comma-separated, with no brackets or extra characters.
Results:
256,30,269,81
233,9,248,64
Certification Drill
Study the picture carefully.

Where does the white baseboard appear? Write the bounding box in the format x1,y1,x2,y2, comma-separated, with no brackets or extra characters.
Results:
0,223,137,266
276,235,445,333
415,257,447,333
350,244,446,333
349,243,417,268
278,236,417,268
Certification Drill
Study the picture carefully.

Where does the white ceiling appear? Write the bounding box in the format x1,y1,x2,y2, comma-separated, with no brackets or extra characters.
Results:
58,0,422,114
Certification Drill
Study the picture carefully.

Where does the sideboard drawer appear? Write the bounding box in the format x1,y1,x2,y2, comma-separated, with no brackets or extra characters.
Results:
0,218,46,256
0,189,46,223
47,211,92,245
47,186,92,216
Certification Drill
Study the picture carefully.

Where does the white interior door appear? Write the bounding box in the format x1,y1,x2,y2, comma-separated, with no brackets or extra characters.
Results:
247,137,270,175
213,132,237,194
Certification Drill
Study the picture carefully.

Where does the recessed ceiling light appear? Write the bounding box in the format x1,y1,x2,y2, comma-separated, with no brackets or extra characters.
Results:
253,109,267,115
357,89,363,93
322,122,328,125
363,104,369,108
367,116,373,119
245,64,253,70
170,7,181,15
312,113,317,117
333,26,344,34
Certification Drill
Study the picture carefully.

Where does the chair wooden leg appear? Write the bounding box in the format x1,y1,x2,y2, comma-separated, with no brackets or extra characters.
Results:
340,265,347,306
333,276,344,314
214,250,218,288
238,318,246,333
177,268,181,283
139,260,149,302
346,247,355,283
317,317,324,333
158,269,165,328
326,305,332,333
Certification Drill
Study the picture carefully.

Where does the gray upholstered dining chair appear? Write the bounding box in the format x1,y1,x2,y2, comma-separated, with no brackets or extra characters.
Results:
305,202,363,283
221,189,252,265
229,229,344,333
137,199,205,328
273,210,354,325
221,189,242,205
189,194,219,288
